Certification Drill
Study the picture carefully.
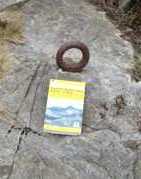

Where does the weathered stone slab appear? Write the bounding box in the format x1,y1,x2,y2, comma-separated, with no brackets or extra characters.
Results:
0,0,26,10
0,0,140,178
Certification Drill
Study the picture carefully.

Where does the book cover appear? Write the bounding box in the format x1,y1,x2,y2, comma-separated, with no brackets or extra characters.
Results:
44,79,86,135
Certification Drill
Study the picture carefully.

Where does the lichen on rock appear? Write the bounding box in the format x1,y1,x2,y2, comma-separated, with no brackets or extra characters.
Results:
0,4,24,80
0,7,24,44
0,42,12,79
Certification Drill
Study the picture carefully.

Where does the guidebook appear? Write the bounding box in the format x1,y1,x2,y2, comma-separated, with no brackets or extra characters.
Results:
44,79,86,135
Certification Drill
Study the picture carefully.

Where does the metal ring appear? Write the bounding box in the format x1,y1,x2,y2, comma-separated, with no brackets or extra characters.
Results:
56,41,90,72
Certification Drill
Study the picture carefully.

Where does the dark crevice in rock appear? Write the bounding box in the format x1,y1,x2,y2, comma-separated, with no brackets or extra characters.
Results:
15,63,41,122
11,72,35,94
29,62,48,127
7,59,49,132
23,63,41,100
6,129,24,179
6,124,44,179
1,63,42,127
7,125,43,138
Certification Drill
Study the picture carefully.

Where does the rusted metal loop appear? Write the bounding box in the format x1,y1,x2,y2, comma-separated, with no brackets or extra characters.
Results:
56,41,90,72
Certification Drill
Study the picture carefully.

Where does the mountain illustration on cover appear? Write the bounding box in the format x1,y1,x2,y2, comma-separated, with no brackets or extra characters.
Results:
45,106,83,128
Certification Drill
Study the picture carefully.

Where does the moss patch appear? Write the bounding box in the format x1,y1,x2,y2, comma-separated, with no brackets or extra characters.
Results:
0,8,24,44
0,43,12,79
0,6,25,79
0,56,11,79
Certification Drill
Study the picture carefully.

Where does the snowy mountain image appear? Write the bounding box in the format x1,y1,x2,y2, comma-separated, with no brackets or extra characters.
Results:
45,106,83,127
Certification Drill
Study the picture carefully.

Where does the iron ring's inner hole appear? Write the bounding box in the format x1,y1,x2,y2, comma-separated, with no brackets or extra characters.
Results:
63,48,83,65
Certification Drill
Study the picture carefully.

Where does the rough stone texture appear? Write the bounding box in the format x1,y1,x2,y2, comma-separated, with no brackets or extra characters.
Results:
0,0,141,179
0,0,26,10
119,0,132,8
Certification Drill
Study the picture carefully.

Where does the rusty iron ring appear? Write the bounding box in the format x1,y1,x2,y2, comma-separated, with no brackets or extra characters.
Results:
56,41,90,72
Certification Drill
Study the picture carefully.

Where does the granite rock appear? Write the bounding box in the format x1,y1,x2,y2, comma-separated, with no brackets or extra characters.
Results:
0,0,140,178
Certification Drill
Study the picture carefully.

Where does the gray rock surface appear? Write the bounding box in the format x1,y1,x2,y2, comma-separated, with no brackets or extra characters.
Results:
0,0,26,10
0,0,141,178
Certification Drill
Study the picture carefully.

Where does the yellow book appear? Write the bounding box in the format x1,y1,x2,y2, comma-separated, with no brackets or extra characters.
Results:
44,79,86,135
